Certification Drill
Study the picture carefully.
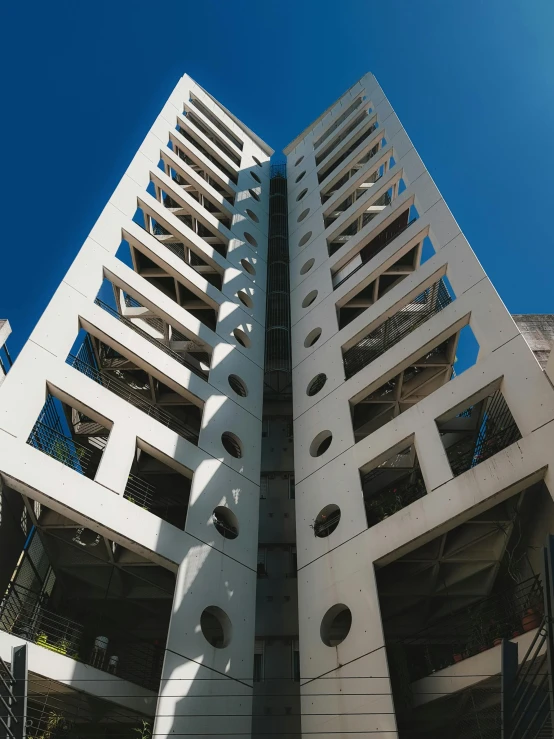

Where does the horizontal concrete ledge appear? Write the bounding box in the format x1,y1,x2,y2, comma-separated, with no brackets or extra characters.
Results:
0,630,156,716
412,627,541,707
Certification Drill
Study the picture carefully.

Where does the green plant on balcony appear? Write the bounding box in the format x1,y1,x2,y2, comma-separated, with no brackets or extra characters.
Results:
134,720,153,739
35,633,79,659
28,710,72,739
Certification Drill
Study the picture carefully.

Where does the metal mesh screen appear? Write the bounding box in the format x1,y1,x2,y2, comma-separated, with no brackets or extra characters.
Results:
264,166,292,394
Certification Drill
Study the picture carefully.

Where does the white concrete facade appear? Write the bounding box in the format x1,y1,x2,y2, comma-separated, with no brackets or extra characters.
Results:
284,72,554,738
0,70,553,738
0,75,272,738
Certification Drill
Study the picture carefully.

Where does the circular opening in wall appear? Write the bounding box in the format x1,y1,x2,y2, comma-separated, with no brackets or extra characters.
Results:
240,258,256,276
228,374,248,397
298,231,312,247
250,171,261,183
300,258,315,275
73,527,101,547
244,232,258,248
252,156,262,167
295,171,306,183
307,373,327,396
237,290,253,309
314,504,341,538
233,328,251,348
302,290,318,308
296,188,308,202
304,328,322,348
249,188,260,201
295,155,304,166
212,506,239,540
222,431,243,458
245,208,259,223
297,208,310,223
201,606,232,648
310,430,332,457
320,604,352,647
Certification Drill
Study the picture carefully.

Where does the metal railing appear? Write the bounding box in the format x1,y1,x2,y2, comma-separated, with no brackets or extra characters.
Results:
67,355,199,444
124,473,186,528
447,424,522,477
444,390,522,476
343,278,452,379
123,292,142,308
212,513,239,539
0,583,165,691
27,422,94,476
94,298,208,381
398,576,544,682
313,511,341,538
0,656,20,739
332,217,417,291
363,469,426,527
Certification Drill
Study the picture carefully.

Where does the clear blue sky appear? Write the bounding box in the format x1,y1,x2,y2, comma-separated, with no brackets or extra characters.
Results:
1,0,553,356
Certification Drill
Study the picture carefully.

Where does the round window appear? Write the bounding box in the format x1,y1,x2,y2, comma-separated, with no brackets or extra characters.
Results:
201,606,232,648
314,504,341,538
307,373,327,396
310,431,332,457
213,506,239,540
304,328,322,348
228,374,248,397
302,290,318,308
320,604,352,647
299,231,312,247
233,328,251,348
222,431,243,458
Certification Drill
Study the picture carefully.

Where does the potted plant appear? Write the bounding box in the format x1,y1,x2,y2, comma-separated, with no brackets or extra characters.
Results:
134,721,153,739
55,638,70,655
452,644,465,663
522,607,541,632
36,632,48,647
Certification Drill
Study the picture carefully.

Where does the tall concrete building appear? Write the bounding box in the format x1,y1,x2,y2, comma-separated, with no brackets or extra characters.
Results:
0,72,553,738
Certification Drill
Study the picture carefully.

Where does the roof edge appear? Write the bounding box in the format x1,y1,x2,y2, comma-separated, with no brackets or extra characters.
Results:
183,74,274,157
283,72,371,156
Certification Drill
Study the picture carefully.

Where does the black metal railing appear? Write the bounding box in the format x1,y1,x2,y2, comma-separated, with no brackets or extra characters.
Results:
0,583,165,691
506,618,550,738
446,424,522,477
444,390,522,476
313,511,341,538
264,166,292,395
343,279,452,379
332,217,417,291
398,576,544,682
0,657,18,739
67,355,199,444
124,473,186,528
123,292,142,308
27,422,94,476
212,512,239,539
94,298,208,381
363,469,426,527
